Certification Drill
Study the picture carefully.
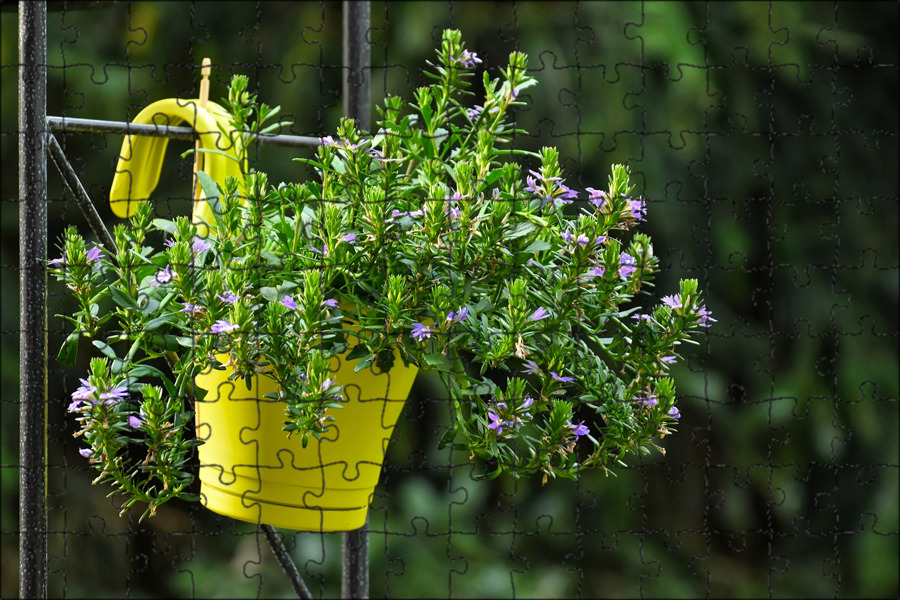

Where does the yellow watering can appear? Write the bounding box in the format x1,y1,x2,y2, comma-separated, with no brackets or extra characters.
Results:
109,60,243,233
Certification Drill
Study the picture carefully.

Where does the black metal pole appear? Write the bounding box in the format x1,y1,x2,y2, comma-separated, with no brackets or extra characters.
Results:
341,2,371,598
18,1,48,598
343,0,371,132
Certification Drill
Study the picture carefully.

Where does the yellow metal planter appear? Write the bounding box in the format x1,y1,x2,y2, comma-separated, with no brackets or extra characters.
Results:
194,350,417,532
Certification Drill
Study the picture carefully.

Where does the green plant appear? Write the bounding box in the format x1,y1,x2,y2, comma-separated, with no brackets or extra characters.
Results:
52,29,713,519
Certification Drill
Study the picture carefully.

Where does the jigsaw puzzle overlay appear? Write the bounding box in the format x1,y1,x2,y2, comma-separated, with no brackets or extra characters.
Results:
1,2,896,598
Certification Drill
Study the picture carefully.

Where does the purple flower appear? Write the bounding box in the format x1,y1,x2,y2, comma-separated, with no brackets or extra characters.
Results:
528,307,550,321
411,323,432,341
86,246,102,263
550,371,575,383
595,236,607,245
455,49,482,68
180,302,203,315
631,313,652,322
619,253,637,279
522,360,541,375
561,230,574,244
557,183,578,204
446,306,468,324
661,355,677,365
696,305,717,328
216,291,238,304
586,266,606,279
310,245,328,256
661,294,681,309
151,265,173,287
67,399,83,413
71,378,97,401
576,234,590,247
641,395,659,407
211,319,238,334
280,295,298,310
628,197,647,221
48,256,66,266
569,421,589,439
322,298,339,309
128,415,143,428
78,447,92,458
586,187,607,208
320,378,334,392
519,396,535,411
192,238,212,253
341,233,357,244
321,135,335,146
466,105,485,121
99,386,129,404
668,406,681,420
487,410,504,434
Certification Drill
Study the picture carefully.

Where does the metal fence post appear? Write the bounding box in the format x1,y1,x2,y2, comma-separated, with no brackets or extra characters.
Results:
341,2,371,599
18,0,48,598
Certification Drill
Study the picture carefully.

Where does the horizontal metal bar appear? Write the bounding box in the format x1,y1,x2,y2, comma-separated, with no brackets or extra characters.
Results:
47,115,322,148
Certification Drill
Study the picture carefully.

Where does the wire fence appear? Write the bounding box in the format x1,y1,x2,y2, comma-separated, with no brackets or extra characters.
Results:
2,1,898,598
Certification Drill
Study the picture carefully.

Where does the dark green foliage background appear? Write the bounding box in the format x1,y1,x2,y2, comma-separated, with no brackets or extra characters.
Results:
1,2,897,598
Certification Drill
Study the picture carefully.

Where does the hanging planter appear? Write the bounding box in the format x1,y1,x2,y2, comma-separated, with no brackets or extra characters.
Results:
194,344,417,531
52,30,714,526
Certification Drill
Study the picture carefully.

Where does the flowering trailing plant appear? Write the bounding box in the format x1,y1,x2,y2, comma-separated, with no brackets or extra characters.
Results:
52,30,713,519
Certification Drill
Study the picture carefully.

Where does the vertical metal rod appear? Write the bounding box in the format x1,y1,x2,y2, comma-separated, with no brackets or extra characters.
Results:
18,1,48,598
343,0,371,132
342,2,371,598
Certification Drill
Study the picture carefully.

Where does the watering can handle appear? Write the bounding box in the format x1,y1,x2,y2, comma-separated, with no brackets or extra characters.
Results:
109,97,243,232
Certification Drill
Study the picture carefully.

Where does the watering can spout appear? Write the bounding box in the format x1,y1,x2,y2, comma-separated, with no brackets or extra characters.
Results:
109,97,243,233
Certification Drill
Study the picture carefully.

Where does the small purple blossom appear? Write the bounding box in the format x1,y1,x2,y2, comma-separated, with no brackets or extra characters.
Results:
128,415,143,428
48,256,66,266
341,233,357,244
322,298,339,309
619,253,637,279
487,411,504,434
569,421,590,439
696,305,717,328
561,230,574,244
576,234,590,247
86,246,102,263
211,319,238,334
550,371,575,383
628,197,647,221
67,399,83,413
641,395,659,407
320,378,334,392
455,49,482,68
631,313,652,322
522,360,541,375
151,265,173,287
216,291,238,304
280,295,298,310
519,396,535,411
411,323,432,341
661,294,681,309
192,238,212,253
78,447,92,458
528,307,550,321
661,355,677,365
557,183,579,204
180,302,203,315
595,235,607,245
71,378,97,401
321,135,335,146
586,187,608,208
586,265,606,279
668,406,681,420
310,245,328,256
99,386,129,404
446,306,468,324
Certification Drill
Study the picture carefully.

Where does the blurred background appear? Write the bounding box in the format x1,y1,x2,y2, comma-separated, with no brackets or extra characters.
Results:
1,1,897,598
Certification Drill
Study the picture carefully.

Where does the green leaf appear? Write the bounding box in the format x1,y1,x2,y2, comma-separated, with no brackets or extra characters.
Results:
127,364,168,380
91,340,118,360
522,239,551,253
109,286,142,311
197,171,227,234
506,222,536,239
57,332,80,365
144,313,177,332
